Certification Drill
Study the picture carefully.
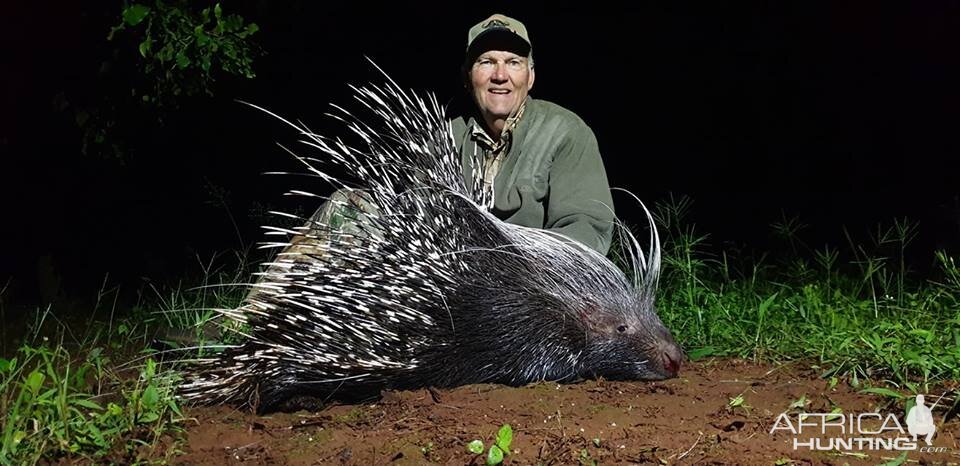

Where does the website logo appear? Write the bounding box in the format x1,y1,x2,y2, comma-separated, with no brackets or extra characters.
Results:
769,394,949,453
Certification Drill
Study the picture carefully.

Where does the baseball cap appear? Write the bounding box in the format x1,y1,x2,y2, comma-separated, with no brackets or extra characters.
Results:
465,14,533,63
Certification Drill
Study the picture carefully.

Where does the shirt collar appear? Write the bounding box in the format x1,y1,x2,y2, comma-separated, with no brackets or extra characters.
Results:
469,98,528,152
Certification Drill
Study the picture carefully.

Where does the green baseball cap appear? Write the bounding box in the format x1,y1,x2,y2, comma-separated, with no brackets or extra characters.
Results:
465,14,533,61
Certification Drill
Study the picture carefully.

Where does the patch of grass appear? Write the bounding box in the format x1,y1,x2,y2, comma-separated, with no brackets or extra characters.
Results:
0,252,253,464
151,251,254,352
644,195,960,393
0,332,184,464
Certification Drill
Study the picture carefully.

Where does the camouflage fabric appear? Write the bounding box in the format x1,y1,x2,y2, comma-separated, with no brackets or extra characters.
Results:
469,99,527,210
247,189,380,300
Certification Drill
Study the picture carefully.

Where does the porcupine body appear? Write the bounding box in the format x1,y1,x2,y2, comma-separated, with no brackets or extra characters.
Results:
181,72,683,413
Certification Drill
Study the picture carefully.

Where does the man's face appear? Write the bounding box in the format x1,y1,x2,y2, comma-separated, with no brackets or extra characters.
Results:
469,50,535,127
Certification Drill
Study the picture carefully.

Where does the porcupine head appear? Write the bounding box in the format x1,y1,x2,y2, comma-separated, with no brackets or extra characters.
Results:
575,278,684,382
579,222,683,381
485,212,684,385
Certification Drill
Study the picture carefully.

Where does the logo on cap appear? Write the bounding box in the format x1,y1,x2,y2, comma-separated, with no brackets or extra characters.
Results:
483,19,509,29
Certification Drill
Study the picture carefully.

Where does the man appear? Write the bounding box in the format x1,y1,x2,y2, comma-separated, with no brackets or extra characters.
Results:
269,14,615,268
453,13,615,255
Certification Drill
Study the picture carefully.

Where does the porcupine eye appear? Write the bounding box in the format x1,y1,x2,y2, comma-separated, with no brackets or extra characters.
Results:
617,325,628,333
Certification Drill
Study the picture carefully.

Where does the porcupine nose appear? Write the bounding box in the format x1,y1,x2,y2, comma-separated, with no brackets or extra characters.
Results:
661,343,684,376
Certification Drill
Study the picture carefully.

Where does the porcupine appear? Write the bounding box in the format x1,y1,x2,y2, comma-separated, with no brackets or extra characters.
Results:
181,71,684,413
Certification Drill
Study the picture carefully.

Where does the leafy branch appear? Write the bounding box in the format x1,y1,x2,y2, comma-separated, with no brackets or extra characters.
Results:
108,1,261,108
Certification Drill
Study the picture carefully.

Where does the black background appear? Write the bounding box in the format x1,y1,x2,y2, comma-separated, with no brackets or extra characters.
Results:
2,2,957,311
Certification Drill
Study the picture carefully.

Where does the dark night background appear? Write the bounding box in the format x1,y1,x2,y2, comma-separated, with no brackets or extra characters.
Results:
1,3,957,315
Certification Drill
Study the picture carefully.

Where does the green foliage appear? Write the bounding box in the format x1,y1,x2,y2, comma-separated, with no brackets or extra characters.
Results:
150,250,254,352
0,342,183,464
466,424,513,465
64,1,261,160
108,1,261,108
0,252,254,464
647,195,960,392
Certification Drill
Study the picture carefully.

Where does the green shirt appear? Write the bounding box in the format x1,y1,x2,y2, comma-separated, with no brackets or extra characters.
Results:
451,97,615,255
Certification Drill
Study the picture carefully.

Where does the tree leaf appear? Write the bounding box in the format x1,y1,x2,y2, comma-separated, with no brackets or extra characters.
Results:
122,4,151,26
194,26,210,46
222,15,243,33
175,52,191,69
138,38,151,58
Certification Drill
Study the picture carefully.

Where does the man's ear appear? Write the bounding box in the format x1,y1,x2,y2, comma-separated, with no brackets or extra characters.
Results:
527,67,536,91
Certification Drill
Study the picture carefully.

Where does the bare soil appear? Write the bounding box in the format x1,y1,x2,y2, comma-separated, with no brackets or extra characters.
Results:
172,359,960,465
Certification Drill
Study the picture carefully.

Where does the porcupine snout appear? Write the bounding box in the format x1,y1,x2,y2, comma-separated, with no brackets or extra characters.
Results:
656,327,684,377
633,316,684,379
575,302,684,382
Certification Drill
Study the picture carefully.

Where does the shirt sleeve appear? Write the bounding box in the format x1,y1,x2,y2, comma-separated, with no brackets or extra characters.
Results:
543,125,616,255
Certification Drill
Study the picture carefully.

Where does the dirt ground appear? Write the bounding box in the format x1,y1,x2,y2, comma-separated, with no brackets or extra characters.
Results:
173,359,960,465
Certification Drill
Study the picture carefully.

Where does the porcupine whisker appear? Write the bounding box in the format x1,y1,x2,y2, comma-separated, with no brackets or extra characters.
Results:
599,204,648,287
611,187,661,292
615,220,644,288
591,198,643,287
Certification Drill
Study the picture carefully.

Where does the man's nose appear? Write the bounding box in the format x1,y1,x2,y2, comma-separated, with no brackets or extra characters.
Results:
491,63,508,82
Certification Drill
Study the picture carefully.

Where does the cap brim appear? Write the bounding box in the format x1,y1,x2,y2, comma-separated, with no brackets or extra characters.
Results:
465,29,531,63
